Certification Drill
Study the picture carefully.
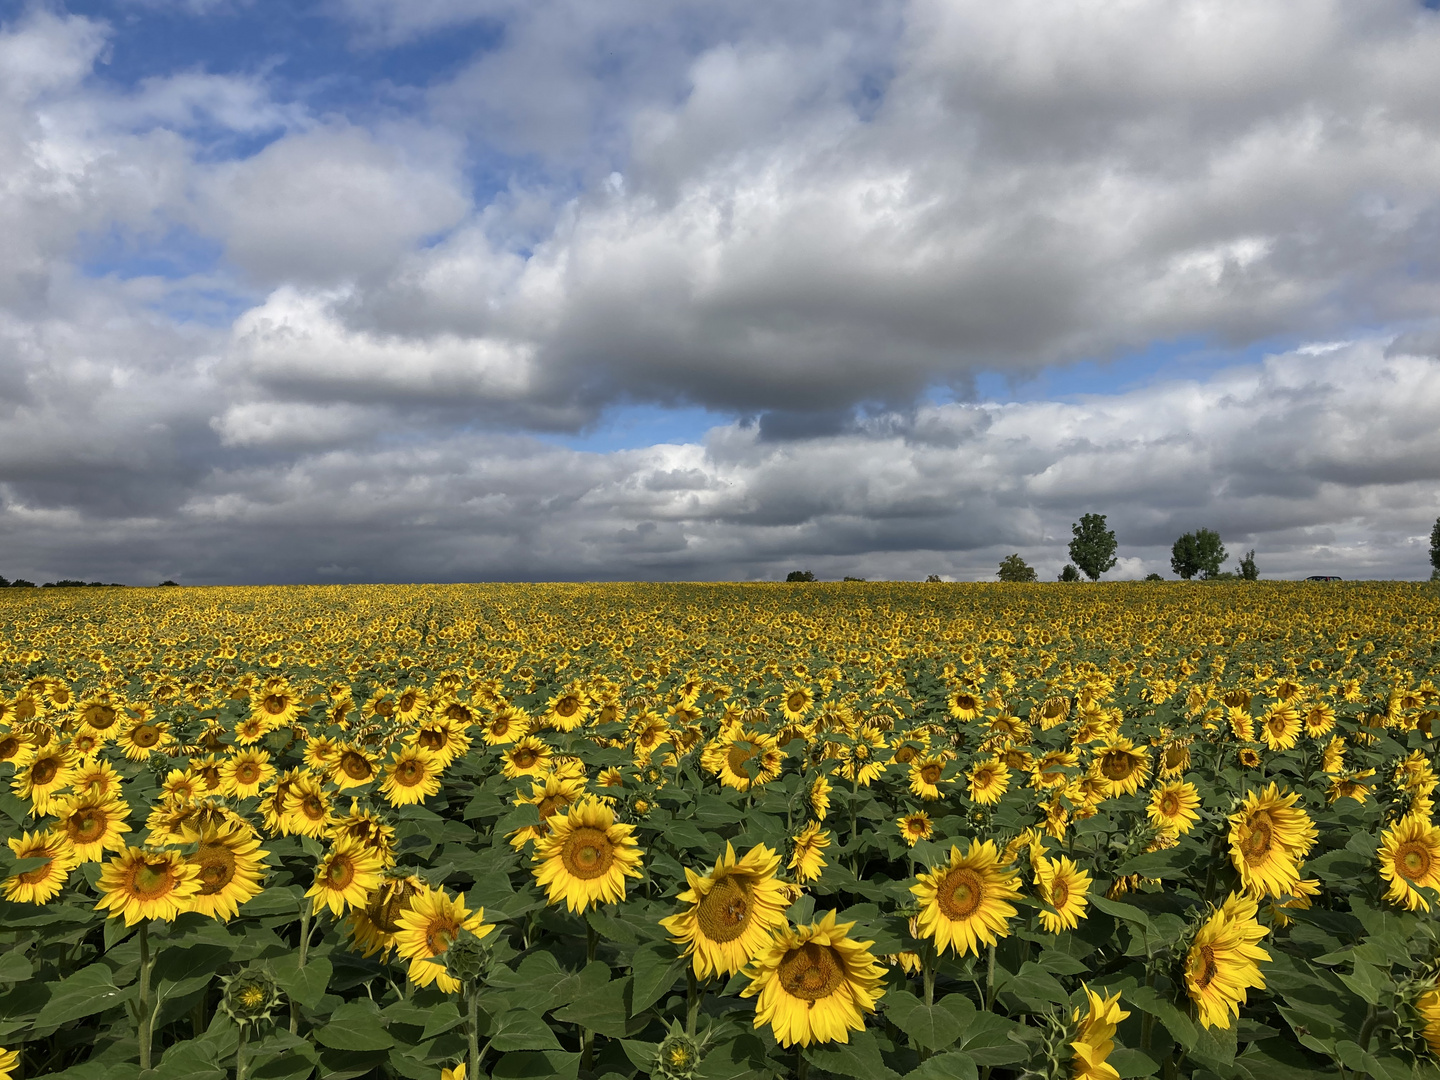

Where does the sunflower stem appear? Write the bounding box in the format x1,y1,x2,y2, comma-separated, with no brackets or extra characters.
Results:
1140,966,1156,1053
235,1024,249,1080
467,984,481,1080
137,920,154,1071
796,1048,809,1080
582,923,598,1071
686,969,700,1036
984,942,996,1012
290,903,311,1035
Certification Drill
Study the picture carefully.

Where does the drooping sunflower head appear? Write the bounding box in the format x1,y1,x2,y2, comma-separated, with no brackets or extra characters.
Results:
1182,892,1270,1030
1069,985,1129,1080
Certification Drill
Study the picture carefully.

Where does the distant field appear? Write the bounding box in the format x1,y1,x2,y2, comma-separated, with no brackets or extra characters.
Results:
1,581,1438,1079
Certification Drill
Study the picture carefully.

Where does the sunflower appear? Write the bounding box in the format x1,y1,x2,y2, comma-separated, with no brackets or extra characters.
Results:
659,842,789,980
410,719,471,766
630,712,671,761
1034,854,1091,934
508,773,588,849
1416,987,1440,1058
833,728,888,786
309,837,386,916
947,688,984,722
219,748,274,799
282,773,337,838
394,886,495,993
4,830,80,904
789,822,830,883
0,727,35,770
907,756,947,801
160,768,205,801
330,744,379,791
1228,783,1316,899
186,819,269,921
1326,770,1375,805
1377,814,1440,912
1147,780,1201,835
0,1046,16,1079
544,685,591,732
1237,747,1262,770
911,840,1022,957
482,706,530,746
1090,738,1150,796
117,718,172,761
780,684,815,723
349,874,425,958
328,801,397,864
967,757,1010,806
897,812,933,847
95,847,203,925
302,735,341,773
1183,892,1270,1029
392,685,427,724
251,681,302,728
740,911,886,1047
532,797,643,912
12,744,77,814
52,792,131,862
1259,703,1301,752
380,745,444,807
77,694,123,735
1070,985,1129,1080
501,736,553,780
1302,702,1336,738
260,769,305,835
809,774,831,820
702,729,781,792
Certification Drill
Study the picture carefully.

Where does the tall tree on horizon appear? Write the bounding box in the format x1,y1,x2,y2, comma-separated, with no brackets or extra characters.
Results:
1068,514,1118,581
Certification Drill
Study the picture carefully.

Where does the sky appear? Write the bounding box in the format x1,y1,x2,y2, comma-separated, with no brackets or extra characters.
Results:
1,0,1439,585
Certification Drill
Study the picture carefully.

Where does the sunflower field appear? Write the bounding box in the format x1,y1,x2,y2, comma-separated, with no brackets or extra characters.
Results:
1,580,1439,1080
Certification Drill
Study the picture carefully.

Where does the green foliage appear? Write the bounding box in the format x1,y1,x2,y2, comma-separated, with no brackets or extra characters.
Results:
1431,517,1440,572
1058,563,1081,581
785,570,816,582
997,554,1037,582
1170,528,1228,580
1068,513,1118,580
1144,572,1164,581
1239,549,1259,580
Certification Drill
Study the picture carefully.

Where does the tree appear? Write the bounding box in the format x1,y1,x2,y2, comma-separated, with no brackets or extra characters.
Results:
1068,514,1118,581
1058,564,1081,582
0,574,8,587
785,570,816,582
1170,528,1227,580
997,554,1037,582
925,574,942,583
1238,549,1258,580
1145,572,1164,581
1431,517,1440,578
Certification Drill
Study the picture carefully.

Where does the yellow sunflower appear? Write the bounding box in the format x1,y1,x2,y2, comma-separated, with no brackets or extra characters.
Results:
1070,985,1129,1080
702,728,781,792
0,727,35,770
911,840,1021,957
1147,780,1201,835
4,830,80,904
896,812,933,847
282,773,337,838
309,837,385,917
481,706,530,746
659,842,789,979
809,775,831,821
0,1046,17,1079
1090,738,1150,796
1416,987,1440,1058
967,757,1010,806
51,792,131,862
908,756,948,801
12,744,77,814
1227,783,1316,899
1258,703,1301,752
543,685,591,732
532,797,643,912
117,718,172,761
780,684,815,723
327,802,397,865
329,744,379,791
507,773,587,849
947,688,984,722
250,680,302,728
501,736,553,780
95,847,202,925
740,911,886,1047
1377,813,1440,912
380,745,444,807
186,819,269,921
348,874,425,958
790,822,830,883
394,886,495,993
220,748,275,799
1034,854,1091,934
392,685,428,724
1183,892,1270,1030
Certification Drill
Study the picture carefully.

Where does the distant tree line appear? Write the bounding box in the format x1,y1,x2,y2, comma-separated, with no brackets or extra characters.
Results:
0,576,128,588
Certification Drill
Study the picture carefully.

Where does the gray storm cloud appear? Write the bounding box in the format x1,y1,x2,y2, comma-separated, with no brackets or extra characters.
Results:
1,3,1439,584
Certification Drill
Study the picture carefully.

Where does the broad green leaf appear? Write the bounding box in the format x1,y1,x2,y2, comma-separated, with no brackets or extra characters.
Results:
314,999,395,1051
490,1050,581,1080
34,963,134,1029
804,1029,900,1080
270,954,332,1011
884,990,962,1051
902,1051,979,1080
488,1007,564,1052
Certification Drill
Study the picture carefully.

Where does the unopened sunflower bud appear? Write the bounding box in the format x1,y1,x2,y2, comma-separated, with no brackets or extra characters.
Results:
219,967,284,1028
443,928,492,985
653,1028,704,1080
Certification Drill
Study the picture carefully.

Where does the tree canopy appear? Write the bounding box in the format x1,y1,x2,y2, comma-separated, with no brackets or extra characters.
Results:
1068,514,1118,581
997,554,1037,582
1170,528,1227,580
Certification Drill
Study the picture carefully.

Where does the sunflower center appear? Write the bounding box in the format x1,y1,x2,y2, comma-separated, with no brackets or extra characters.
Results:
131,860,177,899
1191,944,1217,990
561,826,615,880
236,762,260,784
445,704,471,723
326,855,357,889
777,942,845,1002
726,743,756,780
512,748,539,768
1242,816,1274,861
786,692,807,713
1100,753,1135,780
425,919,458,957
894,746,916,765
301,795,327,821
0,736,21,760
695,874,752,943
536,794,570,819
954,695,978,712
1161,794,1180,816
937,867,985,920
555,696,580,718
69,809,105,843
1398,842,1431,881
1050,876,1070,909
399,692,418,712
31,758,59,785
920,764,942,785
86,705,118,729
489,718,513,737
340,752,373,780
394,760,425,786
131,724,161,748
195,842,238,895
418,729,446,750
17,854,55,885
239,986,266,1008
263,695,288,715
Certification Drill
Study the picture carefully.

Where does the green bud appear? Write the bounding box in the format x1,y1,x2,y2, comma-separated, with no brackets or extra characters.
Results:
653,1029,703,1080
219,967,284,1029
443,928,493,986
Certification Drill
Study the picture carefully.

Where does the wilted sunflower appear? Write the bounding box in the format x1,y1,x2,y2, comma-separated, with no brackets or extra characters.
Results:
186,819,269,921
740,911,886,1047
532,797,643,912
394,887,495,993
1070,985,1129,1080
1033,853,1091,934
789,821,830,883
309,836,385,916
911,840,1022,957
896,812,933,847
1147,780,1201,835
1228,783,1316,899
501,735,553,780
659,842,789,980
4,830,80,904
1090,738,1150,796
380,745,443,807
1377,813,1440,912
96,846,202,925
967,757,1010,806
1183,892,1270,1030
52,792,131,862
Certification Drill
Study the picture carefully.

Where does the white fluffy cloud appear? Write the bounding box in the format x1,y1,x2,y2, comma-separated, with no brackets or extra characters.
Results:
1,3,1440,583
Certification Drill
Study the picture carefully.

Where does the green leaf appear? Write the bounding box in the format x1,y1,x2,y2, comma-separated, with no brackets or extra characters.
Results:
490,1050,581,1079
314,999,395,1051
488,1008,564,1052
804,1029,900,1080
902,1051,979,1080
152,1037,226,1080
1125,984,1198,1052
1107,1047,1161,1078
0,949,32,983
34,963,134,1029
552,974,635,1038
270,955,332,1011
629,940,686,1015
884,990,962,1051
